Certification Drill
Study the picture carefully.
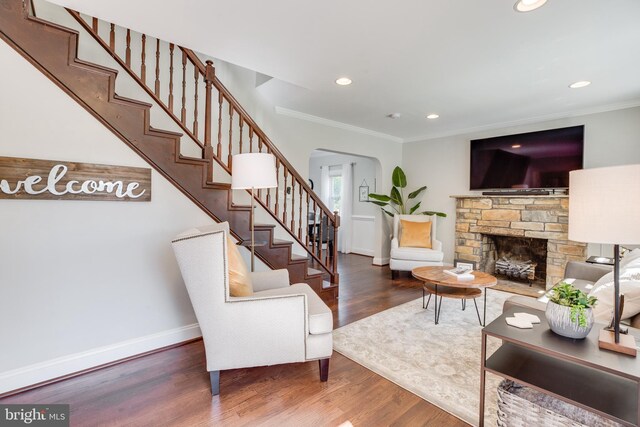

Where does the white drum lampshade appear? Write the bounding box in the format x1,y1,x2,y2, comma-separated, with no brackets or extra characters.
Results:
569,164,640,245
231,153,278,190
569,163,640,355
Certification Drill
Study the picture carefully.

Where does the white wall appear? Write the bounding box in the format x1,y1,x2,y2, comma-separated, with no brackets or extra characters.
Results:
308,152,380,256
0,40,218,393
402,107,640,262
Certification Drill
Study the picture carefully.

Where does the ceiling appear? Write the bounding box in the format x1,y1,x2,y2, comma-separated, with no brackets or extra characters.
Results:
47,0,640,142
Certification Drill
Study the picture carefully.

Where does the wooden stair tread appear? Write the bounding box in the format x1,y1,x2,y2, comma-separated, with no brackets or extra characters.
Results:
272,239,293,246
178,154,208,164
290,253,308,261
307,267,323,276
203,182,232,190
252,222,276,228
322,280,338,289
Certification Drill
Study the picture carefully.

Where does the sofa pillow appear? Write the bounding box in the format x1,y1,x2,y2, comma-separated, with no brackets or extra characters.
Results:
226,236,253,297
621,248,640,269
400,220,432,249
588,266,640,323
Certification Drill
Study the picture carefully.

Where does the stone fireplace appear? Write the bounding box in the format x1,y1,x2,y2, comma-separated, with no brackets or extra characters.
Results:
452,195,587,289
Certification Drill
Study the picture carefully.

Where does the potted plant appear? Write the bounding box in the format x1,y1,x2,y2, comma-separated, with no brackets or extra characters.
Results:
367,166,446,218
545,282,598,339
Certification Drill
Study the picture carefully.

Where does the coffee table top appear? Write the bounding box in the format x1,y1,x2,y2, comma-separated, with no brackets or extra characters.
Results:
412,266,497,289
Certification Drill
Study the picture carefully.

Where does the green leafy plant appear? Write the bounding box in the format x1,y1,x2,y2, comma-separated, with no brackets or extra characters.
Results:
549,282,598,327
367,166,446,218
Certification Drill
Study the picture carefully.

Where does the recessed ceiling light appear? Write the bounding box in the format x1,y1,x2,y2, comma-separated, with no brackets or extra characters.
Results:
426,114,439,119
335,77,352,86
514,0,547,12
569,80,591,89
512,144,522,148
387,113,401,119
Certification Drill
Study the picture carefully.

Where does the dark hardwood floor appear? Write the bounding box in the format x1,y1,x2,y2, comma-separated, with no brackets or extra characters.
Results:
1,254,467,426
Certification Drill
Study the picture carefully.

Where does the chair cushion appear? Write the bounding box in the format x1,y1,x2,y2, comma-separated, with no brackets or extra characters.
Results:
400,220,432,249
391,246,444,262
253,283,333,335
226,236,253,297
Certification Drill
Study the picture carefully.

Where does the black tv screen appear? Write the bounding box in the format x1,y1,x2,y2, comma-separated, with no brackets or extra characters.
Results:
470,125,584,190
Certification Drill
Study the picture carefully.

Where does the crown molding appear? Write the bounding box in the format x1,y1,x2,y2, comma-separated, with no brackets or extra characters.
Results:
403,99,640,143
277,100,640,145
275,106,404,143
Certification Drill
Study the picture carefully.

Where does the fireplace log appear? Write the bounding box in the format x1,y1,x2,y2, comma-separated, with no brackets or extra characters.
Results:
495,257,536,281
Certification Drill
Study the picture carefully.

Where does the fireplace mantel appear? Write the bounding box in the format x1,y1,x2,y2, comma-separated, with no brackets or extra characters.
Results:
450,194,568,199
452,195,586,289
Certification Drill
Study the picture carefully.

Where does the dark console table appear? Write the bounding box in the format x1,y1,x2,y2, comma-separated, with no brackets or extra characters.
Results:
480,307,640,426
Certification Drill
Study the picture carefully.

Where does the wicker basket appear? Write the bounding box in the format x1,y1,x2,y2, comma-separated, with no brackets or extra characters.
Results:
496,380,623,427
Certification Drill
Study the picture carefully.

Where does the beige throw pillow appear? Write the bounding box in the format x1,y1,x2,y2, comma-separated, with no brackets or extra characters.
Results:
400,220,432,249
226,236,253,297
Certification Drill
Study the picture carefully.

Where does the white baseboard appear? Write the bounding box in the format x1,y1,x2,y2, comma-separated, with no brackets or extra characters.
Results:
0,323,201,395
373,257,390,266
351,247,374,257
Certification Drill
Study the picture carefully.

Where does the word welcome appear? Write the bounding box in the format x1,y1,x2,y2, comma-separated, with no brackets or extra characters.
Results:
0,164,145,198
0,157,152,202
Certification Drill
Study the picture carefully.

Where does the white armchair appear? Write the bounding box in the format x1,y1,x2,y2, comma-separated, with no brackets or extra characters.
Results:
390,214,444,278
171,222,333,395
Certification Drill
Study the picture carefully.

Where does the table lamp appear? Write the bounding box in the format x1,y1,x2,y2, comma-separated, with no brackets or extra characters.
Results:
231,153,278,271
569,164,640,356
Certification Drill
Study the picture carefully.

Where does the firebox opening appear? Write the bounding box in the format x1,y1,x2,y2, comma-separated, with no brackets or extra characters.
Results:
480,234,547,289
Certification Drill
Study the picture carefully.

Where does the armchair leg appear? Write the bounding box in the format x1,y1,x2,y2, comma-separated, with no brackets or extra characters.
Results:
210,370,220,395
319,358,330,382
391,270,398,280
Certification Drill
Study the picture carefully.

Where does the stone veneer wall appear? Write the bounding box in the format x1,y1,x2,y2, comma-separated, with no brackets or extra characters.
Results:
453,196,587,289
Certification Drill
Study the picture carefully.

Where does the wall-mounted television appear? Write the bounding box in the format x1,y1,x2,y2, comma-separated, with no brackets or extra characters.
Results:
470,125,584,190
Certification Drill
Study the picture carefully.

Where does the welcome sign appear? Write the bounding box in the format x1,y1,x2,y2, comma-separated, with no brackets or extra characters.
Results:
0,156,151,201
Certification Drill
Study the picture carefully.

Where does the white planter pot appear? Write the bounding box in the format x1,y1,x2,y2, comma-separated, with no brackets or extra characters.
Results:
545,301,594,339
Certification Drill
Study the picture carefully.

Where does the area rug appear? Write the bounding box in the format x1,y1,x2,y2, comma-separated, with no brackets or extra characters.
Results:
333,290,519,426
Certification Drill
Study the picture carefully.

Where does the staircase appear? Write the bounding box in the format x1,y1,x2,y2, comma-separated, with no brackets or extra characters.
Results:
0,0,339,299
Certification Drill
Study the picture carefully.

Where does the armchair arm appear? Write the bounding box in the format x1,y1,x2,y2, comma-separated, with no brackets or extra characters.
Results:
206,292,308,371
564,261,612,283
391,237,399,250
250,269,290,292
433,239,443,252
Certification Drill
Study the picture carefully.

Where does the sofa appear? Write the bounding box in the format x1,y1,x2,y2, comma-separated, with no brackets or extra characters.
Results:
504,258,640,328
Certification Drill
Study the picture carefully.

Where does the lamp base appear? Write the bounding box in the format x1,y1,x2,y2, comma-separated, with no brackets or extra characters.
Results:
598,329,637,357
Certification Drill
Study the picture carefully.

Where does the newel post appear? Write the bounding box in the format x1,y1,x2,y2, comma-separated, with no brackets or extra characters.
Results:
204,60,215,180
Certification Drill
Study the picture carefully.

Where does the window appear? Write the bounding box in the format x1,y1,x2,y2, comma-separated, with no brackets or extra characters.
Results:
327,166,343,213
329,175,342,213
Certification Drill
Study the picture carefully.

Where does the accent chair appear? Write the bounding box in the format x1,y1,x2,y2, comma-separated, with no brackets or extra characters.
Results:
171,222,333,395
390,214,444,278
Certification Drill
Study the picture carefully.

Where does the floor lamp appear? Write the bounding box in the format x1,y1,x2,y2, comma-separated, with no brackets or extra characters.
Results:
231,153,278,272
569,164,640,356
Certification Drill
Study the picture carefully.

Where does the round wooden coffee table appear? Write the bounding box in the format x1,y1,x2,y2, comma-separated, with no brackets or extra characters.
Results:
412,266,497,326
